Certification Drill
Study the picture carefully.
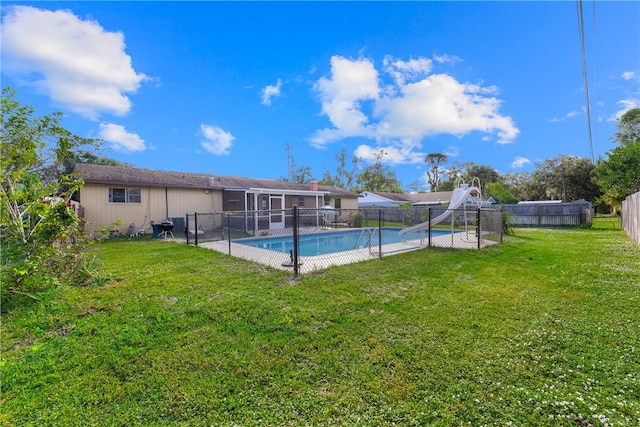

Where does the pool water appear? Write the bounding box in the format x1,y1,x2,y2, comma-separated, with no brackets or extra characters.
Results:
236,227,448,257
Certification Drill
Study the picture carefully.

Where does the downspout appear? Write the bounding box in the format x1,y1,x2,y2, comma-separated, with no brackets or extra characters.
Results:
165,187,169,220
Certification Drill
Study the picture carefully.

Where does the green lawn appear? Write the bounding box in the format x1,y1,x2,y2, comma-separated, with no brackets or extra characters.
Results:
2,220,639,426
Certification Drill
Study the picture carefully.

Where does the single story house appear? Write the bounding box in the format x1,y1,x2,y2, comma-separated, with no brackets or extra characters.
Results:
73,164,359,234
359,191,454,208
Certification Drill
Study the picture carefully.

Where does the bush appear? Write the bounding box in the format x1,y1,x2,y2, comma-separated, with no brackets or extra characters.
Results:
352,212,366,228
1,87,107,309
502,211,516,235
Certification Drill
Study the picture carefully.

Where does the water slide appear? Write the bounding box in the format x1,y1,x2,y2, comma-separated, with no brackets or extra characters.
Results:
398,185,482,235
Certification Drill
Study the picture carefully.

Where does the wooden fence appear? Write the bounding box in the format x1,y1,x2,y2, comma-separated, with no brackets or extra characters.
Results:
622,191,640,244
496,201,594,227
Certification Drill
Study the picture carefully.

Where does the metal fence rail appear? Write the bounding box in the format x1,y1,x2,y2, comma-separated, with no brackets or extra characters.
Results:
186,207,503,275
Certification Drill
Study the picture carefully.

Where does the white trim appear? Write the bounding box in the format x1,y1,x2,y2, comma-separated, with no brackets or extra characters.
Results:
247,187,328,196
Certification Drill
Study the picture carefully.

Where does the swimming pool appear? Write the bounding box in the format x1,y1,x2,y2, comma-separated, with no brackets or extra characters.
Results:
236,227,448,257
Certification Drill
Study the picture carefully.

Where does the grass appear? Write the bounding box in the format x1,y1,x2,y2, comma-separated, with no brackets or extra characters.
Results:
2,218,639,426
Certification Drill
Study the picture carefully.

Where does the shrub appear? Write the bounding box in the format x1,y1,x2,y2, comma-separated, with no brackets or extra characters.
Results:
502,211,516,235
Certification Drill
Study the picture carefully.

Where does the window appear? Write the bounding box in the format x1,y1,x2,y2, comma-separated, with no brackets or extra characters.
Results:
109,187,141,203
298,196,305,207
335,198,342,208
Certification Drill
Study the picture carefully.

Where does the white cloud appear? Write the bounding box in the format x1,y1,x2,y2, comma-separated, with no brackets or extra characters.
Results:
200,124,234,155
609,99,640,122
311,56,380,147
311,55,519,159
511,156,531,169
1,5,147,119
433,53,462,65
99,123,146,152
383,55,433,86
354,140,425,165
261,79,282,106
375,74,518,143
622,71,637,81
445,146,459,157
550,107,585,122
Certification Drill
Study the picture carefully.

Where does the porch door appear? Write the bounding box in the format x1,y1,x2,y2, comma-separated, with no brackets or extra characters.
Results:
270,196,284,229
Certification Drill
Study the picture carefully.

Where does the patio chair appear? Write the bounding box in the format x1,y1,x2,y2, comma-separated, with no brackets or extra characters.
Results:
188,220,205,236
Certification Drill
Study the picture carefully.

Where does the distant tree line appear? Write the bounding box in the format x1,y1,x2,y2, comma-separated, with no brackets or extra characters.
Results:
2,85,638,307
313,107,640,213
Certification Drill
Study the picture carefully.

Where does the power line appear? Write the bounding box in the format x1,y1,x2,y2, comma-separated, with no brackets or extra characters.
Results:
591,0,599,159
577,0,595,163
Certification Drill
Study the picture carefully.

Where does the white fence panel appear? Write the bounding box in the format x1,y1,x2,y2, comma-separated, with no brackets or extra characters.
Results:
622,191,640,245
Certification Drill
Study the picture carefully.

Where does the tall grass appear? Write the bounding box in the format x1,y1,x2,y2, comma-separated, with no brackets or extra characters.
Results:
2,221,639,426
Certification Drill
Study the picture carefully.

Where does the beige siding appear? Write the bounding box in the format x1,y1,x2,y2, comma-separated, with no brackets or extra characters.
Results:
285,195,323,209
79,182,358,234
338,197,359,210
79,184,221,234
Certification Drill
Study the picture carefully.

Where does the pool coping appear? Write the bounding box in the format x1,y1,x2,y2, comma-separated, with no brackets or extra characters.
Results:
199,227,497,273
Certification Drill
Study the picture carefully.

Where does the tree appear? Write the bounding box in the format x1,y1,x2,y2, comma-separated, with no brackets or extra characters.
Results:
436,161,500,193
406,180,426,193
465,164,500,189
63,151,132,176
293,165,313,183
501,172,530,201
485,182,519,204
1,87,104,305
524,155,600,202
594,140,640,207
424,153,448,191
278,164,313,184
319,148,360,191
436,180,455,191
354,149,403,193
613,107,640,145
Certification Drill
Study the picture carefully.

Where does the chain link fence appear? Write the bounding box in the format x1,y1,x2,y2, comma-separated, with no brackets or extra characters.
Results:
185,206,503,275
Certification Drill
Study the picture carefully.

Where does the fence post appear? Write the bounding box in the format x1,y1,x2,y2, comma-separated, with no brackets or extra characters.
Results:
194,212,199,246
476,208,481,250
378,209,382,259
227,213,231,256
499,208,504,244
293,206,299,277
428,207,432,247
186,214,190,245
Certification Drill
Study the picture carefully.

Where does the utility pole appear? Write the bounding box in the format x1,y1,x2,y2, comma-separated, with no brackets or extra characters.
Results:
285,142,294,182
561,167,567,202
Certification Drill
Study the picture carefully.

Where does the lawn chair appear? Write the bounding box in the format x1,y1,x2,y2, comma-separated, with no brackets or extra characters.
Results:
188,220,205,236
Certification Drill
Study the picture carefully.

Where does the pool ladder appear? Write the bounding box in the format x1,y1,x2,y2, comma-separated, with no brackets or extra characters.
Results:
353,227,376,250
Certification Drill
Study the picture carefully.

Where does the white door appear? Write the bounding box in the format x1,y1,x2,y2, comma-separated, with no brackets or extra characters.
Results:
270,196,284,229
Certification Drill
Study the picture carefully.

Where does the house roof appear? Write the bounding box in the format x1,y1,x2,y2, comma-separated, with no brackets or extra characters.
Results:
361,190,453,206
407,191,454,205
363,191,415,203
73,164,358,197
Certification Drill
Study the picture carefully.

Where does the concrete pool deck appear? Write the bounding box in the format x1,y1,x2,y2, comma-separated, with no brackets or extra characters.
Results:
197,227,498,273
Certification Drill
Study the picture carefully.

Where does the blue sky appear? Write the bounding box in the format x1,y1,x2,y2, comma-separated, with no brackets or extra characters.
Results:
2,1,639,190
